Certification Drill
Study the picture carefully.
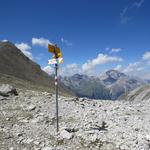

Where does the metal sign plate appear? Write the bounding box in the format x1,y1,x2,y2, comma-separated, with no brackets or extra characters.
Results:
48,57,63,64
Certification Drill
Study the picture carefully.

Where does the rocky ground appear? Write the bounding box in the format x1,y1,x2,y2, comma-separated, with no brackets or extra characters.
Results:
1,85,150,150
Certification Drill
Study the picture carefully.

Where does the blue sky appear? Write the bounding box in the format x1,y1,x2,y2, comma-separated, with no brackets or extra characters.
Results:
0,0,150,78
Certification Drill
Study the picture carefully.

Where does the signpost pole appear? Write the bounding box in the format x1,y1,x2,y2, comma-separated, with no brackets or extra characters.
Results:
48,43,63,133
54,46,59,132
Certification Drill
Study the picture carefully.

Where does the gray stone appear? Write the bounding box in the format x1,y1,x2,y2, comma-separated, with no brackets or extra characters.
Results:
0,95,5,100
33,141,40,145
24,138,33,144
26,104,36,111
0,84,18,96
59,129,73,140
41,146,53,150
145,134,150,141
31,116,44,123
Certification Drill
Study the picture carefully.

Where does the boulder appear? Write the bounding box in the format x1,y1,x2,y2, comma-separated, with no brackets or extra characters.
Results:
0,95,5,100
59,128,74,140
41,147,53,150
0,84,18,97
26,104,36,111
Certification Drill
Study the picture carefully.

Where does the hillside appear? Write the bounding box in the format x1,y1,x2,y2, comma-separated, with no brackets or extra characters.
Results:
0,41,71,95
119,85,150,101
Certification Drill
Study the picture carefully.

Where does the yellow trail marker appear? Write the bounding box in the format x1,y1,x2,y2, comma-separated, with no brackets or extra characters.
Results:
48,44,55,53
52,53,62,59
48,44,62,58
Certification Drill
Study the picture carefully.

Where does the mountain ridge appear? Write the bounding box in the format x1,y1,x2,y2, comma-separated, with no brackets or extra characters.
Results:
61,70,146,100
61,74,111,99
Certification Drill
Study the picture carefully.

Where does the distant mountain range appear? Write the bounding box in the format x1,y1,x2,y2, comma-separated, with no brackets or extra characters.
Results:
61,74,111,99
61,70,147,100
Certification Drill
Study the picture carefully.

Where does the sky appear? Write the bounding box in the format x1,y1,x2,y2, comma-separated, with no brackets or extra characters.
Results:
0,0,150,78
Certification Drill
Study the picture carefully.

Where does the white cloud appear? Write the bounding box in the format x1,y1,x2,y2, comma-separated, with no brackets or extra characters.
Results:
15,42,33,60
123,62,138,73
43,50,150,78
43,63,81,76
66,63,78,69
35,53,44,61
123,66,149,79
32,37,53,48
105,47,110,51
137,67,145,71
82,53,123,73
116,51,150,77
141,72,150,79
120,0,145,24
61,38,73,46
120,7,130,24
61,63,81,76
0,39,8,42
2,39,8,42
133,0,144,8
143,51,150,63
114,65,123,71
123,62,144,74
42,66,54,75
111,48,122,53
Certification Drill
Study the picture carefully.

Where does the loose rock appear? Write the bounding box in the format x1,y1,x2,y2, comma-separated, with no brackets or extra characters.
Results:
0,84,18,96
59,128,74,140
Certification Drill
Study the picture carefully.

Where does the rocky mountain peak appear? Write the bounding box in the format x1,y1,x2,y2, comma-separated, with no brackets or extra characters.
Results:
0,41,17,51
100,69,126,85
105,69,126,80
71,74,87,80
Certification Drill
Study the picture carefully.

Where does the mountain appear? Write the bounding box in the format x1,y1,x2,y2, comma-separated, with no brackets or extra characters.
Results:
0,41,71,95
61,70,145,100
119,85,150,101
61,74,111,99
100,70,145,100
100,69,126,85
